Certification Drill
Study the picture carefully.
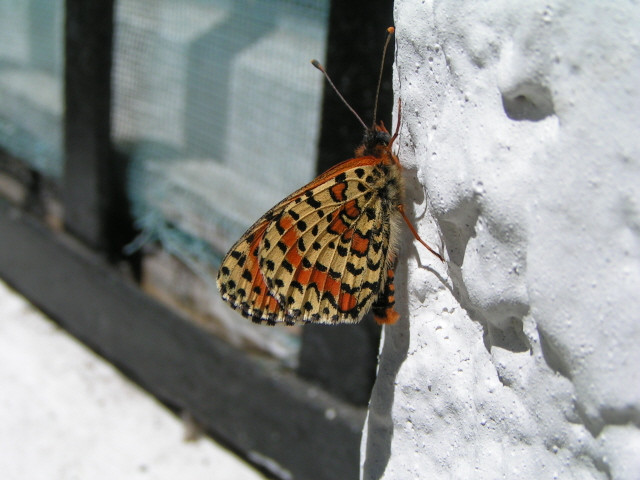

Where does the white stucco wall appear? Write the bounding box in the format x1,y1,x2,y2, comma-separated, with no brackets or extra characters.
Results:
362,2,640,479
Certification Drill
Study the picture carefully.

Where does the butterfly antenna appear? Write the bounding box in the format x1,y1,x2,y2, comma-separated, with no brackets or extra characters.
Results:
372,27,395,127
311,59,368,130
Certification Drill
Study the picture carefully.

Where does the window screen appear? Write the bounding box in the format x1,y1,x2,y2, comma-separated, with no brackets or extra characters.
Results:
0,0,64,179
112,0,329,364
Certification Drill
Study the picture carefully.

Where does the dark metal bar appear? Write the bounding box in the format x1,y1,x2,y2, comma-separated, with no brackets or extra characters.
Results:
63,0,121,252
314,0,395,173
298,0,394,405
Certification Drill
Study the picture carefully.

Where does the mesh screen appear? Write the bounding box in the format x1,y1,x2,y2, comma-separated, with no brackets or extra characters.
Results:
113,0,330,360
0,0,64,178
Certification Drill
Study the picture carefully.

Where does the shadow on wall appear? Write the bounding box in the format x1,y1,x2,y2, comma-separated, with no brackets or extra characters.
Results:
361,259,412,479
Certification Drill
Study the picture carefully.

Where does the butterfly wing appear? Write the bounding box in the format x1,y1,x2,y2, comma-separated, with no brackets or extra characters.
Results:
218,155,402,325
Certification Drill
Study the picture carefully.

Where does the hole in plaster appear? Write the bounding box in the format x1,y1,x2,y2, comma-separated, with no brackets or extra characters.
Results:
485,318,530,353
495,369,513,388
501,82,554,121
438,201,480,267
601,404,640,430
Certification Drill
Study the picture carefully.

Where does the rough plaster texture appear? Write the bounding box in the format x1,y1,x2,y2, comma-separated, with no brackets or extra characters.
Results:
362,1,640,479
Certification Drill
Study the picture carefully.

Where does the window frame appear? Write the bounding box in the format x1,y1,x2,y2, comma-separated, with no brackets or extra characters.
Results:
0,1,394,478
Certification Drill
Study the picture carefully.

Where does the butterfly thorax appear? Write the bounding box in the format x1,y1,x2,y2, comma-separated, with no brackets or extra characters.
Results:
354,124,403,214
356,124,392,157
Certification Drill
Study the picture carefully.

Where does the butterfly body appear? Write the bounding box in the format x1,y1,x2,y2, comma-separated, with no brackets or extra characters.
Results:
217,123,405,325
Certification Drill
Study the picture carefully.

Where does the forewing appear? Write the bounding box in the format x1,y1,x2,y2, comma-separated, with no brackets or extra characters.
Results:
258,161,392,324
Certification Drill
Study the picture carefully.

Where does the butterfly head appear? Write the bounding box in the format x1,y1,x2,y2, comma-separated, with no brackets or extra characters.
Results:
357,122,393,157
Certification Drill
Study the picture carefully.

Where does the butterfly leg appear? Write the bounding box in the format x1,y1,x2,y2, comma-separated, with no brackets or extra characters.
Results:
372,267,400,325
390,99,402,147
398,204,444,262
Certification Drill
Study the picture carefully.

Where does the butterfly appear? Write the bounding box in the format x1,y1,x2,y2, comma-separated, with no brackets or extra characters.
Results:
217,27,443,326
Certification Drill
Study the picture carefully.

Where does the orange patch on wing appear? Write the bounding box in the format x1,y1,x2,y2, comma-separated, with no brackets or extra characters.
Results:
330,182,346,201
351,232,369,254
338,291,357,313
257,291,280,312
343,200,360,219
374,309,399,324
277,216,293,230
280,215,303,267
329,216,349,235
282,229,297,248
286,247,302,269
310,268,341,298
280,216,297,245
293,266,312,285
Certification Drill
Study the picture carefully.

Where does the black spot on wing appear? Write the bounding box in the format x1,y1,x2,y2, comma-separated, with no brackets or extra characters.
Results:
306,195,321,209
365,207,376,220
281,260,294,273
328,268,341,279
367,257,382,271
346,262,364,276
